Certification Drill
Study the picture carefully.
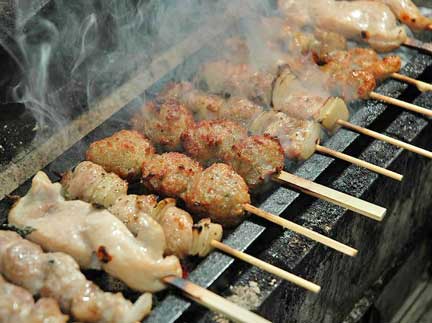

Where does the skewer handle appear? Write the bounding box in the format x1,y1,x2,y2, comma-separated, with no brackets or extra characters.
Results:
337,119,432,159
370,92,432,118
391,73,432,92
403,38,432,55
273,171,386,221
243,204,357,257
162,276,271,323
315,144,403,181
211,240,321,293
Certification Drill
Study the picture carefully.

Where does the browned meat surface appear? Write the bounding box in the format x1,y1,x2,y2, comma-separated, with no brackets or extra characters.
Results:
131,100,194,151
181,120,248,165
224,135,285,191
185,163,250,227
141,152,203,200
86,130,155,180
322,48,401,81
223,97,263,128
0,274,68,323
0,231,152,323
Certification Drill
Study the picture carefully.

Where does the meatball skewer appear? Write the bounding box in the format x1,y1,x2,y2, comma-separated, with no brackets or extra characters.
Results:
156,83,402,181
60,161,321,292
87,130,358,256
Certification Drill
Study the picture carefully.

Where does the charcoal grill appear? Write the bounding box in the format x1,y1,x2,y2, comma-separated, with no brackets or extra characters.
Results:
1,1,432,322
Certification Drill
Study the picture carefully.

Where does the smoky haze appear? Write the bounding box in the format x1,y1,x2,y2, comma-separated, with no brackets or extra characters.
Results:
1,0,269,140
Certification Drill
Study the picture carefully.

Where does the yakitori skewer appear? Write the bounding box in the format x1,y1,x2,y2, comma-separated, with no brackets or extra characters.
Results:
369,92,432,118
4,173,275,322
134,89,386,220
62,160,325,288
156,81,402,181
403,38,432,56
86,130,359,254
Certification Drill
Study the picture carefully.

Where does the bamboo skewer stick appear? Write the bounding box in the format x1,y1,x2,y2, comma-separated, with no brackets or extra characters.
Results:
337,119,432,159
211,240,321,293
162,276,271,323
403,38,432,55
315,144,403,181
273,171,386,221
243,204,357,257
370,92,432,118
391,73,432,92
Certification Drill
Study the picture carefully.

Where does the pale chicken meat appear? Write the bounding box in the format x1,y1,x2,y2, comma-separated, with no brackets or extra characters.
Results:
9,171,182,292
0,231,152,323
0,274,68,323
278,0,407,52
62,161,222,258
368,0,432,30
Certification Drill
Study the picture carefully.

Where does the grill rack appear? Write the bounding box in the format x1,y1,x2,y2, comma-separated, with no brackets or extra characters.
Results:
0,3,432,322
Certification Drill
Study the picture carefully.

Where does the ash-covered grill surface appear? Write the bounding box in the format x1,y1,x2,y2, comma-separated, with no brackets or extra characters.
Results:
0,2,432,323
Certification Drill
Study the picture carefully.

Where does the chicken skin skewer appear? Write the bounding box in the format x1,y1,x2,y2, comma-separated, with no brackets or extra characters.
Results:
0,274,68,323
61,160,223,258
8,171,182,293
0,231,152,323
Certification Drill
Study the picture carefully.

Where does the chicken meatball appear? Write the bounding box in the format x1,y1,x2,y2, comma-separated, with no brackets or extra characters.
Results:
141,152,203,200
224,135,285,191
181,120,248,166
86,130,155,180
131,100,194,151
185,163,250,227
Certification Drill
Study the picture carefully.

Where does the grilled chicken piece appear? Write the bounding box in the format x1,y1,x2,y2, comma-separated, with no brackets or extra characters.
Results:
86,130,155,180
142,152,203,200
181,120,248,166
185,163,250,227
0,274,68,323
250,111,321,160
369,0,432,31
62,160,221,258
278,0,407,52
272,66,350,129
224,135,285,191
131,100,194,152
9,171,182,292
197,60,274,106
321,48,401,81
0,231,152,323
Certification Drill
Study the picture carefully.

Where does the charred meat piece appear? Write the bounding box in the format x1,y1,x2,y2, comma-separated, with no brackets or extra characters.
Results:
86,130,154,180
0,274,68,323
9,171,182,292
224,135,285,191
141,152,203,200
131,100,194,151
62,161,128,208
0,231,152,323
185,163,250,227
321,48,401,81
181,120,248,166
